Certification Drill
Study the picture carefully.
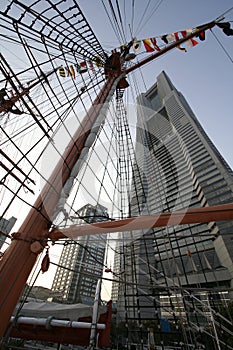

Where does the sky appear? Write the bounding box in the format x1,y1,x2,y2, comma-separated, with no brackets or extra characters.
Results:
79,0,233,169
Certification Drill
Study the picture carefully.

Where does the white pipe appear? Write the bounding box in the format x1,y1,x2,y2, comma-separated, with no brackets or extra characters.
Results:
89,279,102,350
10,316,106,329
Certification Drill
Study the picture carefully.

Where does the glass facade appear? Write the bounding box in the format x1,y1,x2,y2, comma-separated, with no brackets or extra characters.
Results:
0,216,17,249
113,71,233,330
51,204,108,304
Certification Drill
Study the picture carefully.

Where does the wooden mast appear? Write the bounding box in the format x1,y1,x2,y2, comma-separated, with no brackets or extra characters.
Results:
0,19,220,338
0,74,119,337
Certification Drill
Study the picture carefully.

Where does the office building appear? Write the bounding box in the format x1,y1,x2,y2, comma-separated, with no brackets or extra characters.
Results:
0,216,17,249
52,204,109,304
113,71,233,328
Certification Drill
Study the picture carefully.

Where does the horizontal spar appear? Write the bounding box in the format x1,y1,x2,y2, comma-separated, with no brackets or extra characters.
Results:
49,202,233,241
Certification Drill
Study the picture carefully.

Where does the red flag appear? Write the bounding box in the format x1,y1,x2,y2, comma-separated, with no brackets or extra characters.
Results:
65,66,71,77
70,65,76,79
181,29,198,47
198,31,205,41
143,38,160,52
150,37,160,51
174,32,187,52
76,61,88,74
143,38,155,52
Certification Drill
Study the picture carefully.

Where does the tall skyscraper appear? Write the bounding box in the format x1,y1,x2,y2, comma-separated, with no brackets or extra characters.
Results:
112,71,233,342
52,203,109,304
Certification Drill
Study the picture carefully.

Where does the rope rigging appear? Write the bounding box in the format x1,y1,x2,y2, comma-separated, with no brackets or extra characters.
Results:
0,1,233,349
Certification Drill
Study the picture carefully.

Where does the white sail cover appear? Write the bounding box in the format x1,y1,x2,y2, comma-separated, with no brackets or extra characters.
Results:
14,301,107,322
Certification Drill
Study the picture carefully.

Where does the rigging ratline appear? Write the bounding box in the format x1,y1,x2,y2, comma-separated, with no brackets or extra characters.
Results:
0,55,59,137
0,0,106,61
0,0,233,346
0,161,35,194
0,149,35,193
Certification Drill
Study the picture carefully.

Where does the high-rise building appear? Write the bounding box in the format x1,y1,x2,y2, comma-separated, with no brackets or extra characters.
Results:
0,216,17,249
113,71,233,331
52,203,109,305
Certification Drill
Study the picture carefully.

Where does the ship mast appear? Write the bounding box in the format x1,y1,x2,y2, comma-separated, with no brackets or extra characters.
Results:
0,19,230,339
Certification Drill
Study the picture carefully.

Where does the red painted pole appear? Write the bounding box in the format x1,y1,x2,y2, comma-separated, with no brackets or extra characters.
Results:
49,203,233,240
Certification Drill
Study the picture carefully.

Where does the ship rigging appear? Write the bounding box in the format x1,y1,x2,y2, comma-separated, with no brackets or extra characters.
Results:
0,1,233,349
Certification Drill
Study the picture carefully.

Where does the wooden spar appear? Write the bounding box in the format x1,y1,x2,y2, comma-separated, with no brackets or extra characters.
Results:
0,54,56,138
0,56,58,114
0,88,30,113
125,21,216,74
49,203,233,240
0,74,119,337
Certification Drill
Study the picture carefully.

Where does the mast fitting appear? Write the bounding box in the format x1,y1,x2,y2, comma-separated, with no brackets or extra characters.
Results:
30,241,45,254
